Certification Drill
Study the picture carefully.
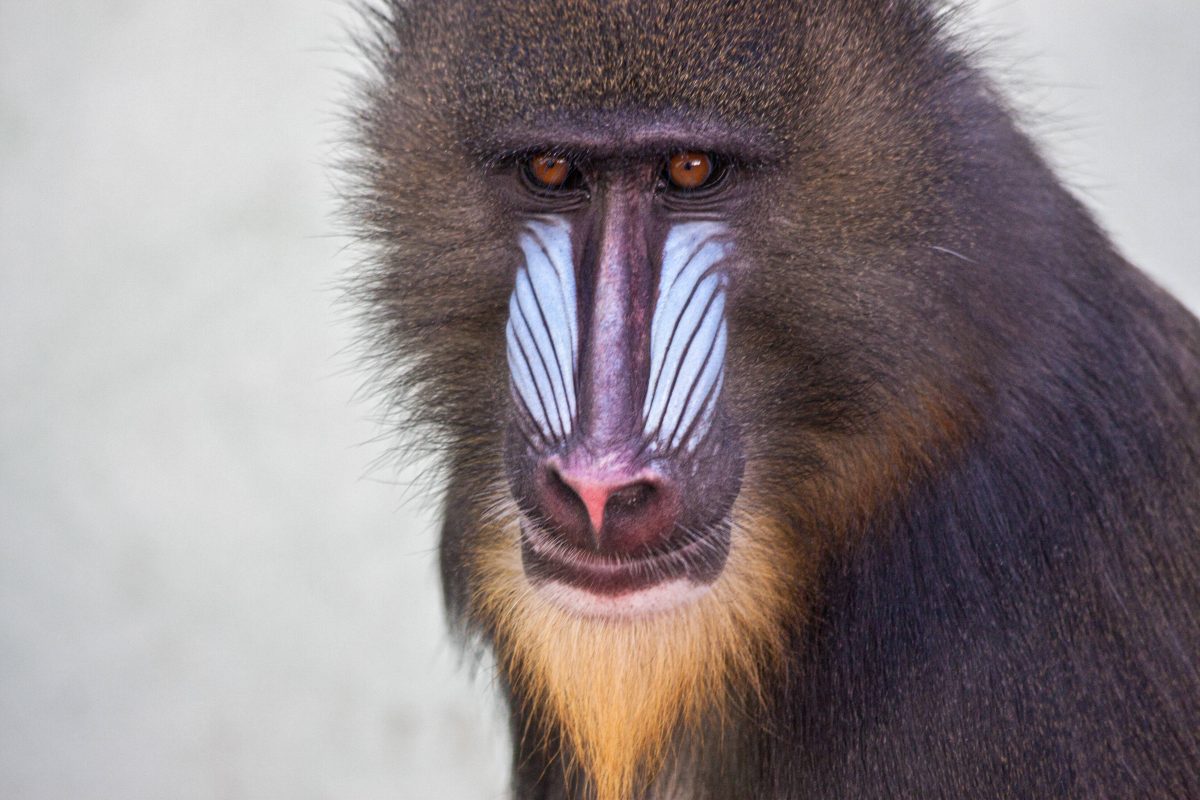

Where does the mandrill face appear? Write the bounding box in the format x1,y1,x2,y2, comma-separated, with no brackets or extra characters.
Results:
351,1,994,795
501,147,748,618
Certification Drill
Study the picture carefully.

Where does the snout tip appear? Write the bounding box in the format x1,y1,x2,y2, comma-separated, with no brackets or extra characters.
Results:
542,455,678,556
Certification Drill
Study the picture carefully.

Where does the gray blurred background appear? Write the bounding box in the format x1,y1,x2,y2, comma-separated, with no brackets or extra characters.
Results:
0,2,1196,798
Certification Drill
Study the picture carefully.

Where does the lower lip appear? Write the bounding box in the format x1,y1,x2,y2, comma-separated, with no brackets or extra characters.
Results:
518,527,720,623
536,577,712,619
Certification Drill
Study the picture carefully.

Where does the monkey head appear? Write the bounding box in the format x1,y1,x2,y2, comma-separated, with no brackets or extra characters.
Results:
352,1,1012,795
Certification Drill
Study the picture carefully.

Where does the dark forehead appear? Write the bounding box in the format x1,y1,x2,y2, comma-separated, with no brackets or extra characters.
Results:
392,0,945,151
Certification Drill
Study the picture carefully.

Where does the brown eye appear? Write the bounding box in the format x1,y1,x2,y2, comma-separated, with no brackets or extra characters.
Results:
667,151,714,190
527,154,571,189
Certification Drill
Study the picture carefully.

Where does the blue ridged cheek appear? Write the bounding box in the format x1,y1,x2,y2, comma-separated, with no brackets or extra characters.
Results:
505,217,578,442
643,222,731,453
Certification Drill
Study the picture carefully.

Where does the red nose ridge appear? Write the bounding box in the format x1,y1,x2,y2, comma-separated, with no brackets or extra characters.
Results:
559,473,615,538
536,453,681,556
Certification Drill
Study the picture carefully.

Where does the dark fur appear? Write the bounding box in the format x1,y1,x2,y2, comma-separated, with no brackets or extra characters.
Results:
346,1,1200,796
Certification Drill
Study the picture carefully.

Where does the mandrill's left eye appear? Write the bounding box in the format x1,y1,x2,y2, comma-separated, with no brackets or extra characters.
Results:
661,151,728,197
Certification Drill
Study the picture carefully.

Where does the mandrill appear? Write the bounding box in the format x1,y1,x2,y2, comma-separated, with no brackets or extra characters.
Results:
345,1,1200,798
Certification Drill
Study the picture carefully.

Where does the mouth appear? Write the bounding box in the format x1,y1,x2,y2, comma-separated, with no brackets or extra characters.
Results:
520,520,730,618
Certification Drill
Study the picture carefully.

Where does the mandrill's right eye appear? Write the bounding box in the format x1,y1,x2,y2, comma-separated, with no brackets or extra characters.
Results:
522,153,579,193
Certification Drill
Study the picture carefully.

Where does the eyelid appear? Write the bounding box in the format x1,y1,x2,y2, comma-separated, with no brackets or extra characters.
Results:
660,153,731,199
516,154,590,208
521,154,580,193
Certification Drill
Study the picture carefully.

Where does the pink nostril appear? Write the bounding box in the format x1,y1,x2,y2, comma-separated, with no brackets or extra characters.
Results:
556,473,656,536
539,460,678,555
562,475,612,536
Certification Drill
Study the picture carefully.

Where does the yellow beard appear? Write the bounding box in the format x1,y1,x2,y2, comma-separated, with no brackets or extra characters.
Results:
471,488,800,800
